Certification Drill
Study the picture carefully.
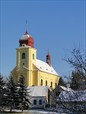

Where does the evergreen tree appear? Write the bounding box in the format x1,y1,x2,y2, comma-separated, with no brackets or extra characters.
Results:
0,74,5,90
18,75,30,112
0,74,5,111
70,71,82,90
6,76,18,112
58,77,66,87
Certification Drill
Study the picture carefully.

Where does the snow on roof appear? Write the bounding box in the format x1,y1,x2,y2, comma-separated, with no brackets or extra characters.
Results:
27,86,48,97
60,86,73,91
57,90,86,102
34,59,58,75
21,34,30,40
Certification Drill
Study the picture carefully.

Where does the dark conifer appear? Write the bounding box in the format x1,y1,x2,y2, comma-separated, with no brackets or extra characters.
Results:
58,77,66,87
18,75,31,112
5,76,18,112
70,71,82,90
0,74,5,111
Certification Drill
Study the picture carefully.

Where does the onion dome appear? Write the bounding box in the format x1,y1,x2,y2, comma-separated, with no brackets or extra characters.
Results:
19,21,34,48
19,31,34,48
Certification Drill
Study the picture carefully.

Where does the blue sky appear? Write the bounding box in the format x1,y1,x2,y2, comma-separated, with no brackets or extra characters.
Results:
0,0,86,78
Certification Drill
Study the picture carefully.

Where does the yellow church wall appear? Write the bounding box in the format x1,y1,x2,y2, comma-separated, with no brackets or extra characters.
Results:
27,47,36,70
37,70,60,89
11,66,30,86
29,63,60,89
20,69,27,84
31,65,38,86
11,67,19,83
32,70,38,86
16,50,20,68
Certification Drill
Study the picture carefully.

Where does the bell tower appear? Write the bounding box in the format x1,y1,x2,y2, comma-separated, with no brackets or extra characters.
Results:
16,23,36,86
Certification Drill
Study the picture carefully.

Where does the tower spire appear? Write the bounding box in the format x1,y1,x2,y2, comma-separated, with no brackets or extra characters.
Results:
25,20,28,34
46,49,51,66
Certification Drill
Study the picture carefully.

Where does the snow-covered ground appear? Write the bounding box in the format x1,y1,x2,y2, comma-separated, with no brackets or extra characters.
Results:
28,110,57,114
4,109,66,114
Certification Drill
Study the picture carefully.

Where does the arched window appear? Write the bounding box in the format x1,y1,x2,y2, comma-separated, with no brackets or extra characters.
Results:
32,54,35,59
41,79,43,86
22,53,25,59
51,82,52,88
46,80,47,86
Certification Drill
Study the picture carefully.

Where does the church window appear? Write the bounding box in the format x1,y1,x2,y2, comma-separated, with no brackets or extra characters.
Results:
32,54,35,59
39,99,42,105
22,53,25,59
51,82,52,87
46,80,47,86
33,100,37,105
55,83,57,87
41,79,43,85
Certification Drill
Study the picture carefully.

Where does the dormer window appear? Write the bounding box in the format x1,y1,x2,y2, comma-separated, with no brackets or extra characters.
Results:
22,53,25,59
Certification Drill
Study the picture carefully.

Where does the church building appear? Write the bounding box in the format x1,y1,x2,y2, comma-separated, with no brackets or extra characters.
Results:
11,26,60,90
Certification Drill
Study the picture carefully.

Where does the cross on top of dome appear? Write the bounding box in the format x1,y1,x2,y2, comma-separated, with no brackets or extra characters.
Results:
25,20,29,35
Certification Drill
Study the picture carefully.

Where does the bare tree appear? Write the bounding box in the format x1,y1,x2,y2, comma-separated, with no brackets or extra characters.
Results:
65,48,86,76
65,48,86,90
